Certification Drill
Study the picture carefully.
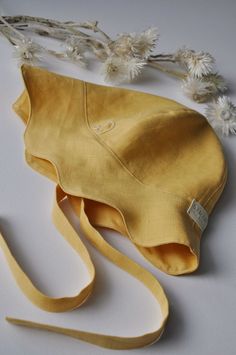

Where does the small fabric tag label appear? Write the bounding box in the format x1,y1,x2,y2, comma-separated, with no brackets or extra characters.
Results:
187,199,208,232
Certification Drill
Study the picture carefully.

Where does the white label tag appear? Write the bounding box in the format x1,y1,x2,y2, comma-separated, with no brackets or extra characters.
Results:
187,199,208,232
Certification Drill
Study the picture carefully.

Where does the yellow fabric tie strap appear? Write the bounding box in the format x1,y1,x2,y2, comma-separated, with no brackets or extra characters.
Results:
0,186,95,312
1,185,169,350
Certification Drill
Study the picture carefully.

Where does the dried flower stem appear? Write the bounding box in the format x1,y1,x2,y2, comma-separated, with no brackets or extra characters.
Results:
0,15,24,39
16,23,108,49
17,26,72,41
0,26,16,45
147,61,187,79
1,14,235,137
0,16,110,56
149,58,176,63
0,16,188,77
149,53,174,61
0,20,67,61
0,15,111,41
150,53,173,57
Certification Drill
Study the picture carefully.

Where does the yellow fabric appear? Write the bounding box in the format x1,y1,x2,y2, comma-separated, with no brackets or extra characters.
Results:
0,64,227,349
1,185,168,349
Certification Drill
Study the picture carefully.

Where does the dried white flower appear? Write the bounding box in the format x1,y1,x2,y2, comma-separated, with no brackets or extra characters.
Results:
126,57,146,80
205,96,236,136
202,72,227,93
182,72,228,102
101,56,129,83
131,27,159,59
187,51,214,77
182,76,214,102
174,47,194,62
175,47,215,78
111,27,159,60
64,36,87,67
101,55,145,84
13,38,42,66
109,33,133,57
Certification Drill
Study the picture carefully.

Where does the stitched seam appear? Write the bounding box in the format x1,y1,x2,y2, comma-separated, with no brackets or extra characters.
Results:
84,81,204,186
83,82,224,242
84,82,207,205
84,82,192,206
190,165,228,234
84,80,227,238
83,82,147,186
193,121,228,207
196,161,227,213
202,166,228,210
84,82,227,242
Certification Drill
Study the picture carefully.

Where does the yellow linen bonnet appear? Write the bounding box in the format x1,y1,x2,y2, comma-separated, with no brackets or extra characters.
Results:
0,64,227,349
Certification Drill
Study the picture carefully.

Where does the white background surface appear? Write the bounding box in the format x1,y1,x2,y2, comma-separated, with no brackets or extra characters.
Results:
0,1,235,354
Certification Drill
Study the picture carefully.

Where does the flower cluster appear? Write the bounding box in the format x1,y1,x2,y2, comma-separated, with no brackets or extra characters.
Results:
181,73,227,103
101,27,159,83
12,38,42,66
101,56,146,84
175,46,227,103
0,15,236,137
110,27,159,60
175,47,215,78
63,36,88,67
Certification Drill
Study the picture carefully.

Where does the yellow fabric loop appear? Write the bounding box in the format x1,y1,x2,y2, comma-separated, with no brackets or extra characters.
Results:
1,184,169,350
0,185,95,312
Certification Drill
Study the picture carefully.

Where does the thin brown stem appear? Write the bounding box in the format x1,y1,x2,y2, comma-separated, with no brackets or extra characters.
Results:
149,58,176,63
149,53,173,59
147,61,187,79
